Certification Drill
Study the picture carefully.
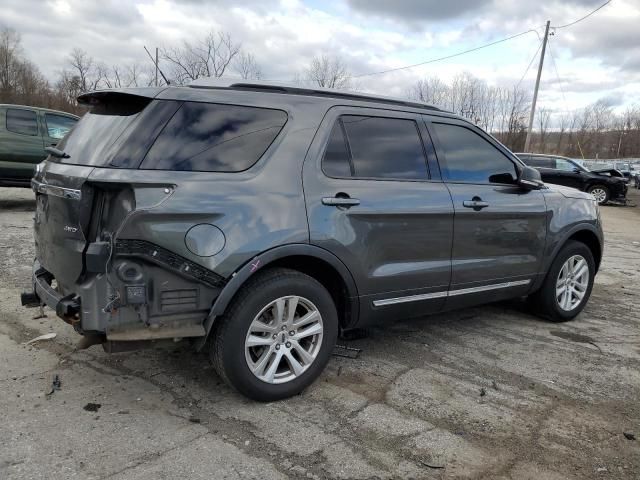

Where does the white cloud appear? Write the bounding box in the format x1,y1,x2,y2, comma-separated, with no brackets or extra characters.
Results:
0,0,637,114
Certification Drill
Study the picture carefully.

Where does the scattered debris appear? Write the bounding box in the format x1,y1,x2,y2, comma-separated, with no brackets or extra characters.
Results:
83,403,101,412
332,344,361,359
480,387,486,397
491,380,499,390
419,460,445,469
23,332,56,345
623,432,636,441
32,305,46,319
45,374,61,396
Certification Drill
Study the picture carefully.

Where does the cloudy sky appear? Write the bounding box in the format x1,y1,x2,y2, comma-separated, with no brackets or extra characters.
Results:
3,0,640,113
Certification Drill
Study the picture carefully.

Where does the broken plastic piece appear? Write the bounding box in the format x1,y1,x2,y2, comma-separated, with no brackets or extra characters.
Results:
23,332,56,345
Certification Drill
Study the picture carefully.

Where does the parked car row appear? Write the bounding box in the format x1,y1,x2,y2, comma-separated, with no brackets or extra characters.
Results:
515,153,628,204
0,104,78,187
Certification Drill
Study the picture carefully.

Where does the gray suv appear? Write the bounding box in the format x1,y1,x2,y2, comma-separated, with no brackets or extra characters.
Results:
21,81,603,401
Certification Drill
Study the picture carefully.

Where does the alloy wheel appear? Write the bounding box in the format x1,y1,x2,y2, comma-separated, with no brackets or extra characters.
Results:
244,295,324,384
556,255,590,311
590,188,607,204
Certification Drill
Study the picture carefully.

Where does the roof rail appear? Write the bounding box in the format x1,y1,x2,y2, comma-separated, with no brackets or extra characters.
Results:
188,78,441,112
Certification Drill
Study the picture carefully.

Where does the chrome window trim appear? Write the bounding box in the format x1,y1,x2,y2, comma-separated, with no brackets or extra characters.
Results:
372,279,531,307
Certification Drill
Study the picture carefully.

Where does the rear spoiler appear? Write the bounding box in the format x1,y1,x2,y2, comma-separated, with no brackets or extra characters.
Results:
77,87,168,106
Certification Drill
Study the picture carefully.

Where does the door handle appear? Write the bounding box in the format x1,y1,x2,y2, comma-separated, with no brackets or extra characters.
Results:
322,195,360,207
463,197,489,210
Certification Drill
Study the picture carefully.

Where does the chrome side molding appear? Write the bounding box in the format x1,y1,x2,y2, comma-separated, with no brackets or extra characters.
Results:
31,179,82,201
373,279,531,307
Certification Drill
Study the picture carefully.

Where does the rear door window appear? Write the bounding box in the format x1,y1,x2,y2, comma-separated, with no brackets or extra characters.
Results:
322,115,429,180
432,122,517,184
524,156,552,168
140,102,287,172
45,113,77,140
6,108,39,136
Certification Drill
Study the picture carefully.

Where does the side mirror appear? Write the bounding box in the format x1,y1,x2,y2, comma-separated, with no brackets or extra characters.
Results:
518,166,544,190
573,168,582,174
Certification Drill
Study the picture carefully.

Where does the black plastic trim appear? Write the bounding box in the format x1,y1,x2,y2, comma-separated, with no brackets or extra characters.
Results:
115,239,226,289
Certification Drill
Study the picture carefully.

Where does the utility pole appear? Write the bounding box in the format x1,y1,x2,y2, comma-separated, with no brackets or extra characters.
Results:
524,20,550,152
155,47,159,87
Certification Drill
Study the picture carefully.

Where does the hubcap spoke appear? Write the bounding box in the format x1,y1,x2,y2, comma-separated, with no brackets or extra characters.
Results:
245,295,324,385
246,334,275,348
251,346,275,376
294,322,323,340
290,340,315,365
250,321,277,334
263,350,284,383
283,350,305,376
293,310,320,329
285,297,299,326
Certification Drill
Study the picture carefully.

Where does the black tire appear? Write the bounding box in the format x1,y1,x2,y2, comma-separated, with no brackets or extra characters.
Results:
209,268,338,401
587,184,609,205
528,240,595,322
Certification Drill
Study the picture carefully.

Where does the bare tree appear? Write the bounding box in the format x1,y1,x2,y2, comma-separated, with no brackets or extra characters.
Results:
304,54,352,89
0,27,22,97
161,31,241,85
68,48,101,92
234,52,262,80
408,77,449,108
536,107,551,153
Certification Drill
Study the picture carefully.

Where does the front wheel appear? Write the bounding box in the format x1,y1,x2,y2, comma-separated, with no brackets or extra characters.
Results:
528,240,595,322
209,268,338,401
587,184,609,204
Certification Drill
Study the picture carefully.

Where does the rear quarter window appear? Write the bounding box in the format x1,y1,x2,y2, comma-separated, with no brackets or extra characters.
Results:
6,108,39,136
140,102,288,172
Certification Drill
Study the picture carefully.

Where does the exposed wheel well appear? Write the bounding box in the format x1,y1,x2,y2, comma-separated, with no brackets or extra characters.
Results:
568,230,602,272
267,255,355,329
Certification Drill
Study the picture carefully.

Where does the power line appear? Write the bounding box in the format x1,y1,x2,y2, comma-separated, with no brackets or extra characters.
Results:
546,39,587,159
552,0,613,29
516,39,543,89
352,29,541,78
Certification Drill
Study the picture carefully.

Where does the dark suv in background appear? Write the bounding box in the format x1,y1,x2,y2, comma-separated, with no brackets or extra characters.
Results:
0,104,78,187
22,81,603,401
516,153,627,204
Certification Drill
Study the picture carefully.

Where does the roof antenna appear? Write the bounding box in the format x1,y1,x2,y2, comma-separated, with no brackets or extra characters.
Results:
144,46,170,86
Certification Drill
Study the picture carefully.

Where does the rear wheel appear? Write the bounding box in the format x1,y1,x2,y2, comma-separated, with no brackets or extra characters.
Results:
529,240,595,322
587,184,609,204
210,268,338,401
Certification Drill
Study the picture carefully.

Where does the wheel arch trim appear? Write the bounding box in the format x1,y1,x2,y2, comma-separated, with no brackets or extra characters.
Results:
532,223,603,293
194,243,359,351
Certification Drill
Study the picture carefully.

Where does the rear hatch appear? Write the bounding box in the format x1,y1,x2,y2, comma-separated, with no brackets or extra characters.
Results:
33,91,166,290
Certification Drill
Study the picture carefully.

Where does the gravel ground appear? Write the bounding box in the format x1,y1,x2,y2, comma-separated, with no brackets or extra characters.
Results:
0,186,639,480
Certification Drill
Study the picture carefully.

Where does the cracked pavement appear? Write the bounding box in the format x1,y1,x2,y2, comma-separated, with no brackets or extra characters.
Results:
0,186,639,479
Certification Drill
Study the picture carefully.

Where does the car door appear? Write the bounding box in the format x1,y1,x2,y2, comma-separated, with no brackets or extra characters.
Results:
426,118,548,309
0,107,46,181
303,107,454,324
549,157,584,189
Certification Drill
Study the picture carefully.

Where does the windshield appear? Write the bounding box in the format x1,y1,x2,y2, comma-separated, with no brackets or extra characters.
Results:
567,159,589,172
